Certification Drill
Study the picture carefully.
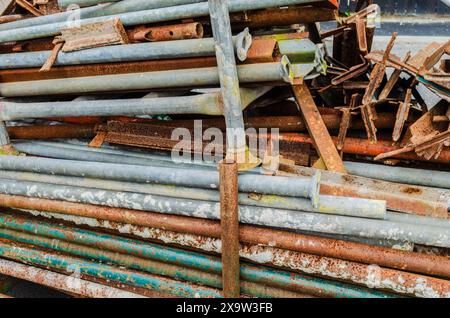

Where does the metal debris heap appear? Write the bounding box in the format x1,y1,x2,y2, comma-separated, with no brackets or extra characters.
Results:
0,0,448,299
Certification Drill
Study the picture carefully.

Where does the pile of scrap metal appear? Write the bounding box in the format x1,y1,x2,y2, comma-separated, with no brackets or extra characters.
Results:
0,0,448,299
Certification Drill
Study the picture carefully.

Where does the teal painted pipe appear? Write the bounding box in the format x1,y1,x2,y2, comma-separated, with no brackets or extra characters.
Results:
0,228,306,298
0,212,394,298
0,240,222,298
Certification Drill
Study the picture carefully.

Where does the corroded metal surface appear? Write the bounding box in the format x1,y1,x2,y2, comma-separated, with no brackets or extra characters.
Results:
0,258,145,298
0,195,447,279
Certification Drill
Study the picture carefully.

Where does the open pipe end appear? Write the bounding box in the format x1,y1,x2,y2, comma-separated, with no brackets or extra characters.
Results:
280,55,295,84
236,28,252,62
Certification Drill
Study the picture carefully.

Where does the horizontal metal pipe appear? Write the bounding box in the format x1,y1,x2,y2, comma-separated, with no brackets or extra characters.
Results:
0,170,386,219
0,0,206,31
0,178,447,247
58,0,121,8
13,141,216,170
0,35,249,70
0,258,145,298
0,86,270,120
0,228,306,298
345,161,450,190
0,155,320,202
8,125,95,140
0,60,292,97
0,194,447,278
0,0,323,42
0,238,223,298
0,213,392,298
10,212,450,298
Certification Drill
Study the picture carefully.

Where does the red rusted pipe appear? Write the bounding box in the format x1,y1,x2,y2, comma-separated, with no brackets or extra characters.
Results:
219,160,240,298
278,133,450,164
7,124,96,140
127,22,204,42
0,194,448,279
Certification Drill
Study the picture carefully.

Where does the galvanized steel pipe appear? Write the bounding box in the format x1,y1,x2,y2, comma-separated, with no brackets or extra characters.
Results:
0,156,321,201
345,161,450,190
0,34,251,70
0,170,387,219
0,60,292,97
0,87,269,120
0,179,447,247
0,0,323,42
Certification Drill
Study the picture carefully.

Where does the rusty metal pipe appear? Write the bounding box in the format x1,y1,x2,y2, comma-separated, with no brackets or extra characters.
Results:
0,258,145,298
127,22,204,42
0,213,392,298
281,133,450,164
12,211,450,298
0,238,223,298
0,178,446,247
219,160,240,297
7,124,95,140
0,194,448,278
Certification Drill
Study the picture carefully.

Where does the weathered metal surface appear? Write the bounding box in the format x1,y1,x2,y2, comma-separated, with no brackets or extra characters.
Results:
0,213,393,298
292,83,347,173
219,160,240,298
0,0,330,43
0,61,293,97
0,194,447,278
60,17,129,52
7,124,96,140
280,133,450,164
0,238,223,298
280,162,449,218
128,22,203,42
0,258,145,298
0,177,447,247
392,88,413,142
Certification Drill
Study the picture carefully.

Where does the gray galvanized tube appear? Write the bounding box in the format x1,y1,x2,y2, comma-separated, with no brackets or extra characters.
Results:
13,142,214,171
0,86,269,120
0,60,292,97
0,34,250,70
0,156,321,201
0,0,205,31
0,178,447,247
0,170,386,219
0,0,321,42
345,161,450,190
209,0,247,154
58,0,121,8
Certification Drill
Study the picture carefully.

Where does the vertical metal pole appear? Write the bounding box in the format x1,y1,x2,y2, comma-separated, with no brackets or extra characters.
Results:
219,159,240,298
208,0,247,164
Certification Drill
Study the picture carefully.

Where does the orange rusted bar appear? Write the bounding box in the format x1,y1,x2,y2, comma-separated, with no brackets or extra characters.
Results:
280,133,450,164
219,160,240,298
0,39,279,83
0,194,448,279
293,83,347,173
127,22,204,42
228,6,336,28
7,125,96,140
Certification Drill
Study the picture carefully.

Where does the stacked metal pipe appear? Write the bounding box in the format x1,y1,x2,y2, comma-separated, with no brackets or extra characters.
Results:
0,0,448,299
